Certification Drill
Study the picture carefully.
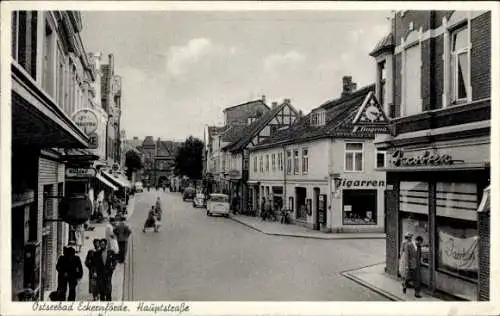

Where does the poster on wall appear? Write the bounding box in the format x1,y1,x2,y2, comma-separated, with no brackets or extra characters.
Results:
438,229,479,273
344,205,352,212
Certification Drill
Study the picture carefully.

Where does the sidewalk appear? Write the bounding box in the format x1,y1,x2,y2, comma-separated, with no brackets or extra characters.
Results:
341,263,443,301
76,195,135,301
229,214,386,240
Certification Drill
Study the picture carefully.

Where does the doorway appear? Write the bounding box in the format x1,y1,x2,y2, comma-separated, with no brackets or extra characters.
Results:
313,188,320,230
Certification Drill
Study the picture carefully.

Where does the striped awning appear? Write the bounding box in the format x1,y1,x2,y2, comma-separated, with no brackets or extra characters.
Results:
96,173,118,191
102,170,131,189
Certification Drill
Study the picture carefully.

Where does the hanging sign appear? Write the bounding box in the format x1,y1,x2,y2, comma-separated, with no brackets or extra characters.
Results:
438,230,479,272
72,109,98,135
88,133,98,149
391,150,453,167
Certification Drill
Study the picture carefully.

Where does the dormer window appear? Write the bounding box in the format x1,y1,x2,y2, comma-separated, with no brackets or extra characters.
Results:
310,109,326,127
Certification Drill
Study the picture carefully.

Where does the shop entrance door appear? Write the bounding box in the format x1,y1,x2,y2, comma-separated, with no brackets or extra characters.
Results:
313,188,320,230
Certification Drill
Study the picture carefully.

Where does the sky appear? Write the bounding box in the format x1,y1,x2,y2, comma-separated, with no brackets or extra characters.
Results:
80,10,391,141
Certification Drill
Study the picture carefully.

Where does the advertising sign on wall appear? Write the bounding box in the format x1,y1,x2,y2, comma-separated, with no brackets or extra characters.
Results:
438,230,479,272
72,109,98,135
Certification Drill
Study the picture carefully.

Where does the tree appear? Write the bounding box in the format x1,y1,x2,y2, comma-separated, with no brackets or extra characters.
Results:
174,136,204,180
125,150,143,180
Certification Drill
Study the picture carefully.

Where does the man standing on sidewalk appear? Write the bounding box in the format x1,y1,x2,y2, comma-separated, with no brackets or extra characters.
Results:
96,239,118,301
114,216,132,263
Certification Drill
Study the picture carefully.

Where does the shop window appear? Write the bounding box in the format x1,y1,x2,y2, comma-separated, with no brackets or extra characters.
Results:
436,182,478,280
376,150,386,169
399,181,429,214
295,187,307,219
286,150,292,174
343,189,377,225
302,148,308,174
345,143,363,172
449,25,470,104
400,213,431,266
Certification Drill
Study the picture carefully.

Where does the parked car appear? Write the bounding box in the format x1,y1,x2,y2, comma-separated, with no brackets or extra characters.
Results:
182,187,196,201
193,193,207,208
206,193,230,217
134,181,144,193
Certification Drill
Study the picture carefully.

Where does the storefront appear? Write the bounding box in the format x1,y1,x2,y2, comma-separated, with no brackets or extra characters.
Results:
380,139,490,301
330,174,386,233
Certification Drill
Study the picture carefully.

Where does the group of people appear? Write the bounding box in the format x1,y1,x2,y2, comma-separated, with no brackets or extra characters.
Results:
399,232,424,298
143,197,163,232
54,214,132,301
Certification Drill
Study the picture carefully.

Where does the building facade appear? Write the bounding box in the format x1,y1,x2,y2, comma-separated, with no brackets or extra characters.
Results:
250,78,388,233
11,10,99,301
138,136,181,188
373,10,491,301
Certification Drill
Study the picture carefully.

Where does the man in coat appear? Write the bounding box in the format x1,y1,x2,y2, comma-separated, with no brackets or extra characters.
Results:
113,216,132,263
56,245,83,301
413,236,424,298
95,239,118,301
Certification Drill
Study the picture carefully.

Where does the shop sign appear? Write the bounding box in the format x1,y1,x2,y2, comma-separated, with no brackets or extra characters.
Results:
334,178,386,188
72,109,98,135
66,167,96,178
88,133,98,149
438,231,479,272
391,150,453,167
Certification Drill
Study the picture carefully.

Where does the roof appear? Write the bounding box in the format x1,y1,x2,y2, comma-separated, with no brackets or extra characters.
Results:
370,33,394,57
252,84,377,150
220,124,247,143
222,99,270,113
143,136,155,147
157,140,182,157
223,102,298,152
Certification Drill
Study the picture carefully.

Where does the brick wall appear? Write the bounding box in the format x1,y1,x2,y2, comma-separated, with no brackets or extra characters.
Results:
384,181,400,276
421,39,432,111
471,12,491,101
478,211,490,300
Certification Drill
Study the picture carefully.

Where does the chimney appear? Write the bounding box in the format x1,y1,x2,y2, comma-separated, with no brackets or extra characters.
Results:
284,98,291,105
108,54,114,73
341,76,357,97
272,102,278,109
261,95,266,104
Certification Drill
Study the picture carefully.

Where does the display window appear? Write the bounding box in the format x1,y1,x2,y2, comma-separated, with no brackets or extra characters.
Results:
436,182,478,280
342,189,377,225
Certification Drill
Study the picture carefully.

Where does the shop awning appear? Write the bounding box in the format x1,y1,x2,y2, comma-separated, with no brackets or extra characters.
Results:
96,173,118,191
477,185,490,213
102,171,131,189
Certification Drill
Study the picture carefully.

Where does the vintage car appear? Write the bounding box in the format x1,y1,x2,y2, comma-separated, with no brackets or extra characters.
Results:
182,187,196,201
206,193,230,217
192,193,207,208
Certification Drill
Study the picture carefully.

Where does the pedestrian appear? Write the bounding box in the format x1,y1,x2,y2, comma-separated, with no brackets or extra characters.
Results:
74,224,84,253
84,238,101,300
105,218,120,254
413,236,424,298
113,216,132,263
399,232,418,295
143,206,158,232
55,244,83,301
95,239,118,301
155,197,163,230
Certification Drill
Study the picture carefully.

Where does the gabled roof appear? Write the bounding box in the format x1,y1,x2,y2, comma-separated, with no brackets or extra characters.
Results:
369,33,394,57
252,84,376,150
223,102,298,153
157,140,182,157
222,99,270,113
143,136,155,147
220,124,247,143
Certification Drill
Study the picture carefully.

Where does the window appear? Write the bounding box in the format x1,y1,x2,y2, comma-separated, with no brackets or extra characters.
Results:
343,190,377,225
279,153,284,171
302,148,308,174
345,143,363,172
377,60,386,109
253,156,257,173
12,11,38,77
42,21,55,97
450,26,470,103
265,155,269,172
310,110,326,127
403,43,421,116
286,150,292,174
271,154,276,171
436,182,478,280
56,47,65,109
293,150,299,174
376,150,386,169
259,155,263,173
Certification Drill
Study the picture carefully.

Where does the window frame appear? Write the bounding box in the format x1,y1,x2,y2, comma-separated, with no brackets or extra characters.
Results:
375,150,386,169
259,155,263,173
344,142,364,172
265,154,269,172
293,149,300,175
449,24,470,105
286,150,292,175
302,148,308,174
253,156,257,173
402,39,422,117
271,153,276,171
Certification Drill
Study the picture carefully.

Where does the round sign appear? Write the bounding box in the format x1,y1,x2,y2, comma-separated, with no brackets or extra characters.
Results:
72,109,98,135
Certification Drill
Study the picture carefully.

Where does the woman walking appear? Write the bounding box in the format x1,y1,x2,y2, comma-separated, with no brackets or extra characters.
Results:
84,239,101,300
399,232,415,294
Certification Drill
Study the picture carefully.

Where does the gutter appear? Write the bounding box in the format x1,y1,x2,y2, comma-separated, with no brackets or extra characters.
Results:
282,144,287,212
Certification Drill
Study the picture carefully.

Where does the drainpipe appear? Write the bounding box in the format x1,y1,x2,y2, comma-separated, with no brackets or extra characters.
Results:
283,144,287,212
